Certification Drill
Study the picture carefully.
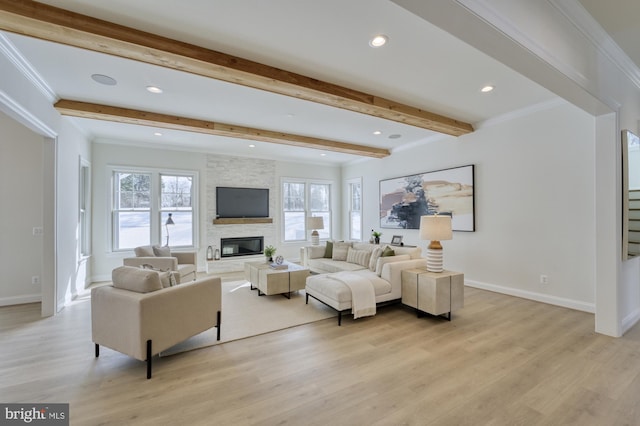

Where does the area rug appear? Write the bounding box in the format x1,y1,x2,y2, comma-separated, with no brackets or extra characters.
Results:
161,280,335,356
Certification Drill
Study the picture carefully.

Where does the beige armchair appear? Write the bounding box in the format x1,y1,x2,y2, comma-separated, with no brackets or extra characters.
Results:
123,245,197,283
92,266,221,379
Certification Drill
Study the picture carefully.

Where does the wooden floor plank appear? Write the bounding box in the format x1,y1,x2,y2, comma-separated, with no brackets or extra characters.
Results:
2,279,640,425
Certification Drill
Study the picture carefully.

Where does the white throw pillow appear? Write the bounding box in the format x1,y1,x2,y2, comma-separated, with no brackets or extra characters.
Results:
152,245,171,257
332,242,351,261
112,266,163,293
368,247,384,271
346,248,371,267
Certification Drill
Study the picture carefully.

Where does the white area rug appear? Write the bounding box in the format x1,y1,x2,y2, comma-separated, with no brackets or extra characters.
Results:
161,280,335,356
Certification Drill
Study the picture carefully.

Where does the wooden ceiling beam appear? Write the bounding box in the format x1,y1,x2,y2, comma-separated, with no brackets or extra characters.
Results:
54,99,391,159
0,0,474,136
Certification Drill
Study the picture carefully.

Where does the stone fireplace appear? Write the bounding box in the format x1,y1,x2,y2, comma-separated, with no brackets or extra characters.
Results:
220,236,264,258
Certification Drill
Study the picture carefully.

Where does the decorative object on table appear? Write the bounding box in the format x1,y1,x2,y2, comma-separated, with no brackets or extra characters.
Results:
420,214,453,273
206,245,214,261
275,255,284,265
390,235,403,246
371,229,382,244
307,216,324,246
214,247,220,260
264,245,276,263
270,262,288,270
379,164,474,231
164,213,175,247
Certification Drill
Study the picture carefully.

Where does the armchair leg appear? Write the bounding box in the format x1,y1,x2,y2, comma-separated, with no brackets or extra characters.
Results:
95,343,99,358
216,310,221,341
146,339,152,379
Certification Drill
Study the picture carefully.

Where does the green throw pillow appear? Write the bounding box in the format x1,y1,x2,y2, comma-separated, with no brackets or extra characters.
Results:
324,241,334,258
381,246,395,257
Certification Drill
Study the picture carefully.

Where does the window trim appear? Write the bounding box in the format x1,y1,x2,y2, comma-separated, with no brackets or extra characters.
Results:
347,177,362,241
79,157,91,257
108,165,199,252
281,177,333,243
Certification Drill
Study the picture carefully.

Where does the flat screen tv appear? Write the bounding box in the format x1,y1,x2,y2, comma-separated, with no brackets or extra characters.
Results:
216,187,269,218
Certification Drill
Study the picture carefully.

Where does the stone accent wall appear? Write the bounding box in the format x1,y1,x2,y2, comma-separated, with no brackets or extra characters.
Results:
205,155,277,272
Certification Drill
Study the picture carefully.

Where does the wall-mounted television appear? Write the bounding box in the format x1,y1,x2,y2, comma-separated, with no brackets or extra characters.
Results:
216,187,269,218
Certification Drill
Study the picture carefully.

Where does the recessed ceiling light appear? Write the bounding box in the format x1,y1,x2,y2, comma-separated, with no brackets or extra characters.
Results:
153,132,163,136
389,134,402,139
369,34,388,48
373,130,382,135
249,144,256,148
91,74,117,86
481,85,495,93
320,153,326,156
146,85,163,94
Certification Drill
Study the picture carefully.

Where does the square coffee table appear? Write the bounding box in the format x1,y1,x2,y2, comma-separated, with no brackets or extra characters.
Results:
244,261,310,299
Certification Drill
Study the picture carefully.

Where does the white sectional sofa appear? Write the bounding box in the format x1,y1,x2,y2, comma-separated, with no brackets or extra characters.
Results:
303,241,427,325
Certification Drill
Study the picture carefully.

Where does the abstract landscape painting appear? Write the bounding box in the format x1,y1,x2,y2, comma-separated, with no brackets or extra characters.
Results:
379,165,475,231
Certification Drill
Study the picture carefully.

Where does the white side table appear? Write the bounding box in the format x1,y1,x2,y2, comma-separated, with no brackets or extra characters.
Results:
401,269,464,320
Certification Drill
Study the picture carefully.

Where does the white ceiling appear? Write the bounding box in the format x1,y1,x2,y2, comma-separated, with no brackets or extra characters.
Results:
4,0,631,165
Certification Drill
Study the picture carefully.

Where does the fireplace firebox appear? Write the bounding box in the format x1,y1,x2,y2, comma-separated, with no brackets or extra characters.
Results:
220,236,264,258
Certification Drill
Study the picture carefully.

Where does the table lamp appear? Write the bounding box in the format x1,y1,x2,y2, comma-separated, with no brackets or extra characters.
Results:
165,213,175,247
307,216,324,245
419,214,452,272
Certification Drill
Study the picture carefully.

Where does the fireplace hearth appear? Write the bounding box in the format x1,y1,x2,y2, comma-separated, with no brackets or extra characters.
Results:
220,236,264,258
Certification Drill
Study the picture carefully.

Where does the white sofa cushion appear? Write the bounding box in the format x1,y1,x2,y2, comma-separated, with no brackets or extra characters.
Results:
332,242,351,261
307,258,365,273
375,254,410,276
306,270,391,304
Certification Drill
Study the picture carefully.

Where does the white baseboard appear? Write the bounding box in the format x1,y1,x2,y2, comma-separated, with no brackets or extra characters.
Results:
465,279,595,313
0,294,41,307
622,307,640,335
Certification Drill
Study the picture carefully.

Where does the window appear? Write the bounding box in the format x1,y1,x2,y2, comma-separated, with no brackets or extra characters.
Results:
111,168,197,251
283,179,332,242
347,178,362,241
79,158,91,256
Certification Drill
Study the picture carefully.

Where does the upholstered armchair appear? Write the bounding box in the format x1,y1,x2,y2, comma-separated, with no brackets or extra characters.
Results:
123,245,196,283
92,266,221,379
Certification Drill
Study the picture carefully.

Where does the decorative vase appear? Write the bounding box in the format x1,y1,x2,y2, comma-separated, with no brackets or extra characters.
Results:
267,256,273,263
206,245,213,260
214,248,220,260
374,237,380,244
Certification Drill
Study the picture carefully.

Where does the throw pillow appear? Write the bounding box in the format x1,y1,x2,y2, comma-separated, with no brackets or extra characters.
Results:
158,271,178,288
381,246,396,257
324,241,334,258
346,248,371,268
134,245,155,257
368,247,384,271
112,266,163,293
152,245,171,257
331,242,351,261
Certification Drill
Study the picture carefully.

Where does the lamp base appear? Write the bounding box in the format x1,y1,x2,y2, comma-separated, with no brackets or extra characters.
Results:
311,230,319,246
426,247,444,272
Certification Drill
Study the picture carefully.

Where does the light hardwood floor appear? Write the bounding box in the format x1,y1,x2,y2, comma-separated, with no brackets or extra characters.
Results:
2,276,640,426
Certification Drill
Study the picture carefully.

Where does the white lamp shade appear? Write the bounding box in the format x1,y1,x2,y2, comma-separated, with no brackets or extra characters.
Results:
419,215,452,241
307,216,324,230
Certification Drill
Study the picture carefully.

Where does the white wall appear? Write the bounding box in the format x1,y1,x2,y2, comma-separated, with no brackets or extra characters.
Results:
0,112,45,305
90,143,340,279
343,100,596,311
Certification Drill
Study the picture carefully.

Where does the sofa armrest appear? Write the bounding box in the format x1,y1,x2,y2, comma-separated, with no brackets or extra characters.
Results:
91,276,221,360
305,246,327,260
123,256,178,271
173,251,196,266
381,258,428,289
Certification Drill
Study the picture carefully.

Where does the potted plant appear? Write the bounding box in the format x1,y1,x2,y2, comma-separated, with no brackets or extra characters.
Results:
264,245,276,262
371,230,382,244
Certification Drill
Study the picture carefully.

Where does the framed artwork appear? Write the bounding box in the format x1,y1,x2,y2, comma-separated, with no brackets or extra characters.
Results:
379,165,475,231
390,235,403,245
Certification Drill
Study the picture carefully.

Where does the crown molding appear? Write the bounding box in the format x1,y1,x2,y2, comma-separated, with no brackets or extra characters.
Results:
548,0,640,91
0,33,56,102
0,90,56,137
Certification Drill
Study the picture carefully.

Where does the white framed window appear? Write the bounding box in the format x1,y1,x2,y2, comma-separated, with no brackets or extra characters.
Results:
111,167,197,251
79,158,91,257
282,179,332,242
347,177,362,241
